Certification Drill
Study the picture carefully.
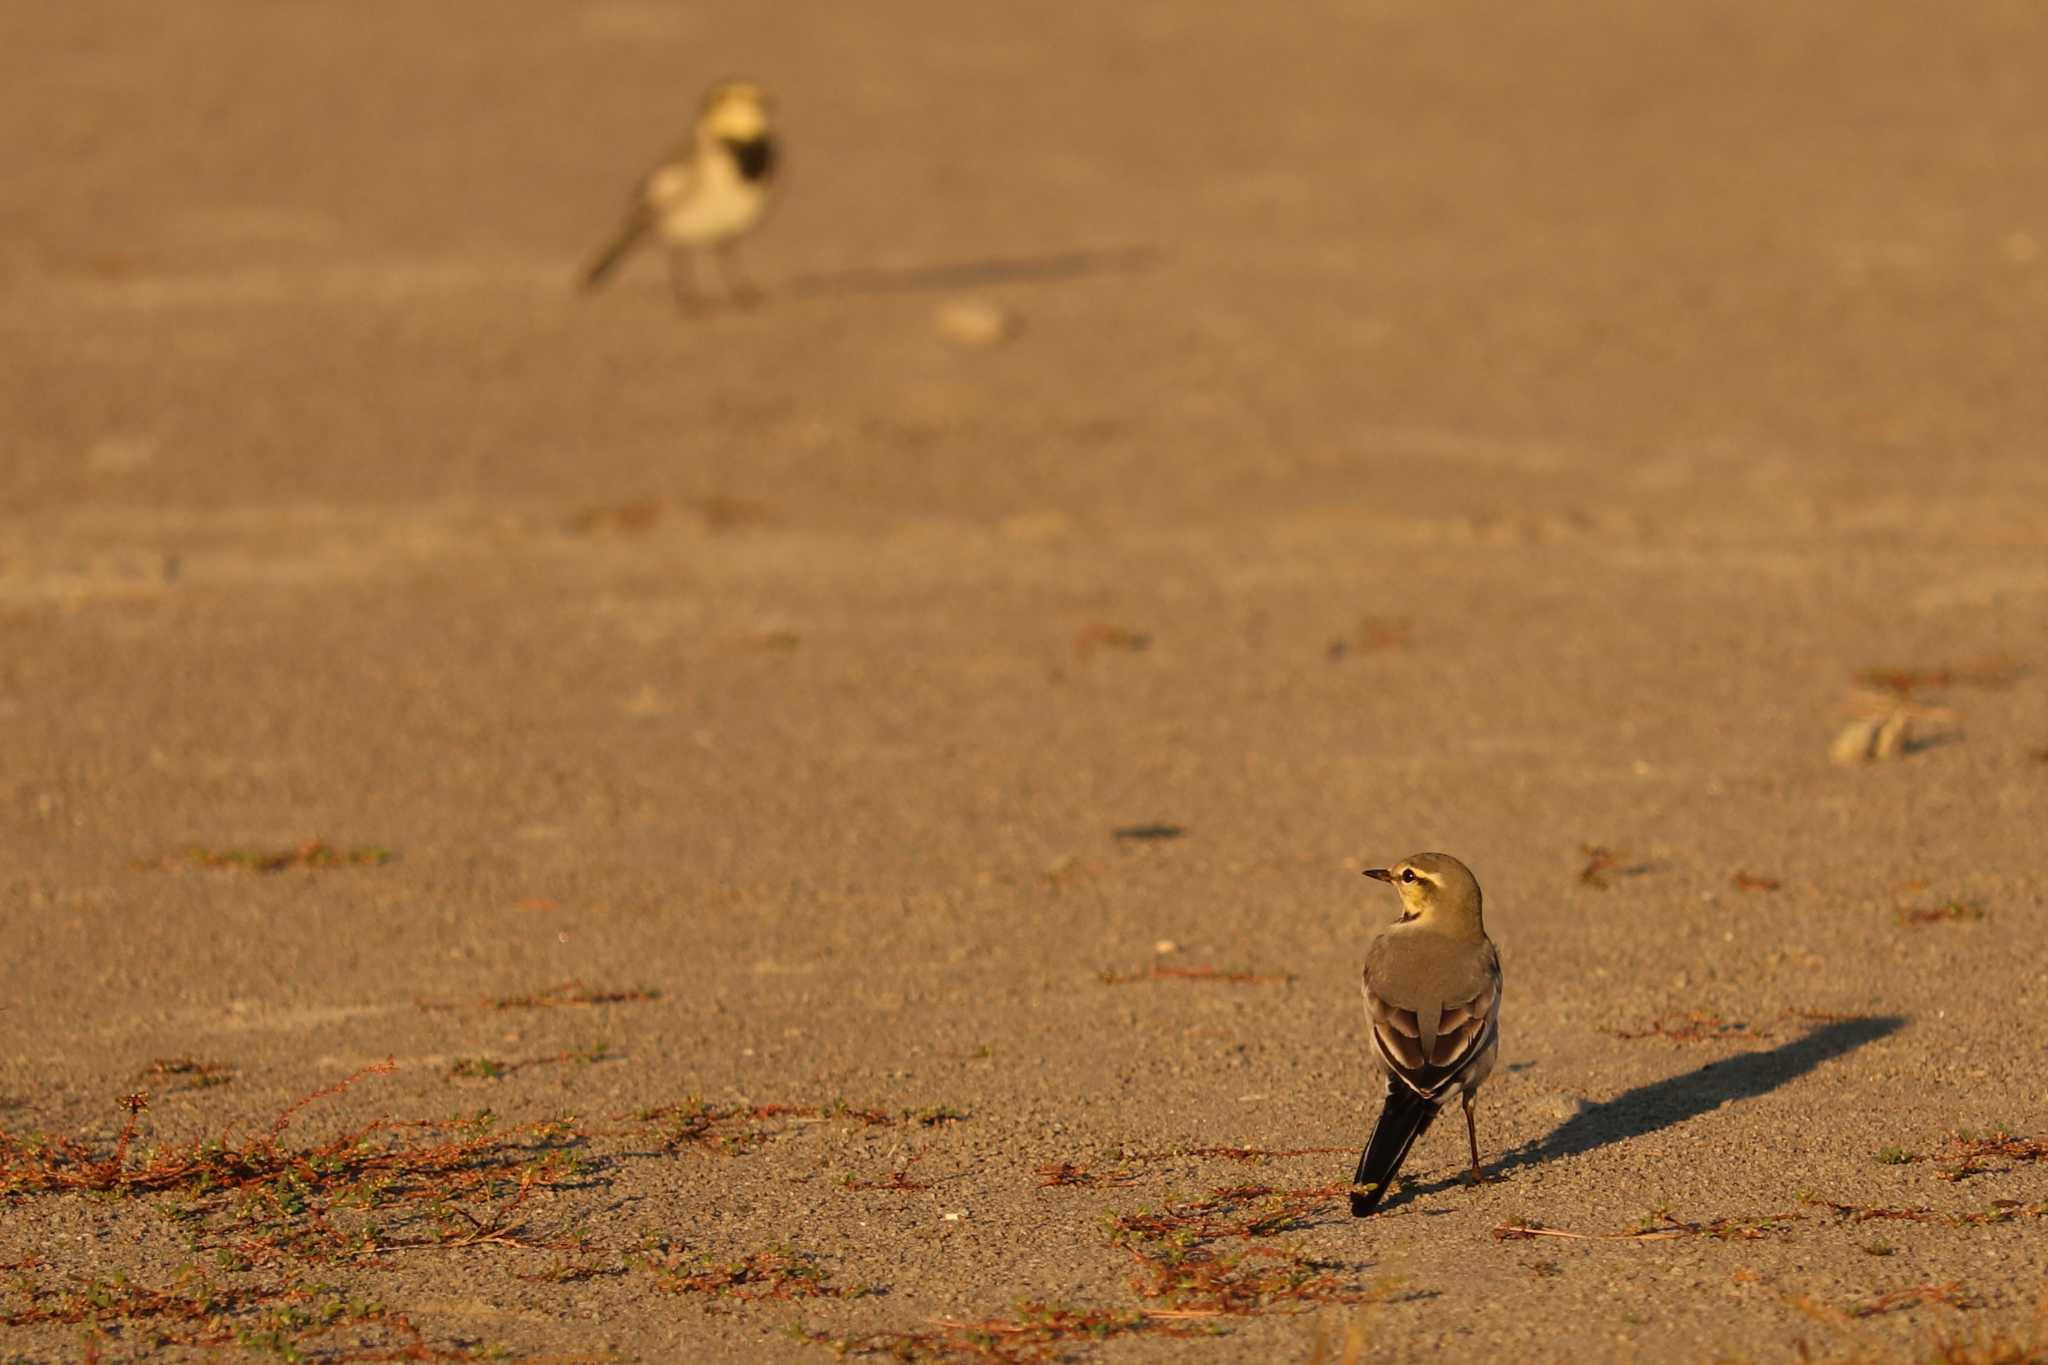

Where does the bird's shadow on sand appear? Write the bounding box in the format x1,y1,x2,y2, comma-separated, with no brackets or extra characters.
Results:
785,244,1162,297
1388,1014,1906,1210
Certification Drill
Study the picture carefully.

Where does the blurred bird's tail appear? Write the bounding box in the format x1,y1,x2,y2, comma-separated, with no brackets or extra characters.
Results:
1350,1085,1437,1217
580,213,649,291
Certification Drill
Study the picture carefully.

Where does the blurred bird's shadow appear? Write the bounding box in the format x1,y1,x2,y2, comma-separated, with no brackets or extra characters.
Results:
1386,1014,1905,1209
785,244,1162,297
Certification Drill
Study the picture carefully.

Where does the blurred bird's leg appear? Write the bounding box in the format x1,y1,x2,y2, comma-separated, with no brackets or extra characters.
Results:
715,242,761,306
666,247,703,313
1462,1094,1483,1185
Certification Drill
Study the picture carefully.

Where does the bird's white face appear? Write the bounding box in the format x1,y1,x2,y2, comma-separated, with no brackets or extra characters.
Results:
1362,852,1481,927
701,83,771,141
1365,860,1446,921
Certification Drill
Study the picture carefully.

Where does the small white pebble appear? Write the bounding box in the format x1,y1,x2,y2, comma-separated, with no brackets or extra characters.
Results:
1830,716,1884,764
1835,720,1875,765
934,298,1017,348
1872,711,1912,760
1538,1093,1592,1120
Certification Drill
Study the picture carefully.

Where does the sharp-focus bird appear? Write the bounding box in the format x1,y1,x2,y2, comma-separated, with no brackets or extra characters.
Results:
581,80,778,311
1349,852,1501,1217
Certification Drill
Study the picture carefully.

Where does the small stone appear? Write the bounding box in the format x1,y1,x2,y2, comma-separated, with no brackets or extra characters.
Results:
1830,716,1884,764
1538,1093,1592,1120
934,299,1017,348
1871,710,1912,760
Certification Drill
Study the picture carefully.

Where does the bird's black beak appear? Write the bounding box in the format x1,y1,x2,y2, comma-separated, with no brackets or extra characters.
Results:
1362,868,1394,882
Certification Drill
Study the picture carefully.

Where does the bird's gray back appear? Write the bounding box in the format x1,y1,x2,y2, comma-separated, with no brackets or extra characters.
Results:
1363,928,1498,1010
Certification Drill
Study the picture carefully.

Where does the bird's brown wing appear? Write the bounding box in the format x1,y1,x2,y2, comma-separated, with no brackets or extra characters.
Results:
1365,963,1499,1100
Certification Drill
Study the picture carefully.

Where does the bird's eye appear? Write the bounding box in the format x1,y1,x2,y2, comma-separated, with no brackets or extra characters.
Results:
1400,868,1416,883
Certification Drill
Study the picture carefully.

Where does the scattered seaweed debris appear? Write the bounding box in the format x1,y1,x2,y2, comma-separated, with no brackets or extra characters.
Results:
1606,1012,1774,1044
1099,964,1294,987
1801,1195,2048,1226
1112,824,1186,842
644,1246,872,1303
800,1301,1165,1359
1074,625,1152,656
138,1057,236,1091
634,1099,961,1156
1326,617,1412,661
1857,660,2020,698
1931,1129,2048,1183
1493,1209,1798,1243
418,981,662,1011
140,840,393,874
1575,845,1659,889
1899,901,1987,927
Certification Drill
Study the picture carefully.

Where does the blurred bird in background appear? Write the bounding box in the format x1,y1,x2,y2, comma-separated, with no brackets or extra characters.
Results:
581,80,778,311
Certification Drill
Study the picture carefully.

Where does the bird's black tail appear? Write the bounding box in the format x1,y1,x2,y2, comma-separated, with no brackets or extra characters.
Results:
1350,1085,1437,1217
580,214,649,292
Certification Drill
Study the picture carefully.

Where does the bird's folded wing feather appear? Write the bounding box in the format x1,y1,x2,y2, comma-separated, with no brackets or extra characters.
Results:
1366,965,1499,1099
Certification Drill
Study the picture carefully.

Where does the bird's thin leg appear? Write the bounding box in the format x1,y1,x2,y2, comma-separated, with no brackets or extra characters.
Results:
1462,1094,1482,1185
666,248,702,313
715,242,761,306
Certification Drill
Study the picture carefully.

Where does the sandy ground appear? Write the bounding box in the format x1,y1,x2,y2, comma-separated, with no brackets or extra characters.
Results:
3,1,2047,1361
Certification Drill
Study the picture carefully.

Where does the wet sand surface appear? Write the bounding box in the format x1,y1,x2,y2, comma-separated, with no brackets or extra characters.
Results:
3,2,2046,1361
